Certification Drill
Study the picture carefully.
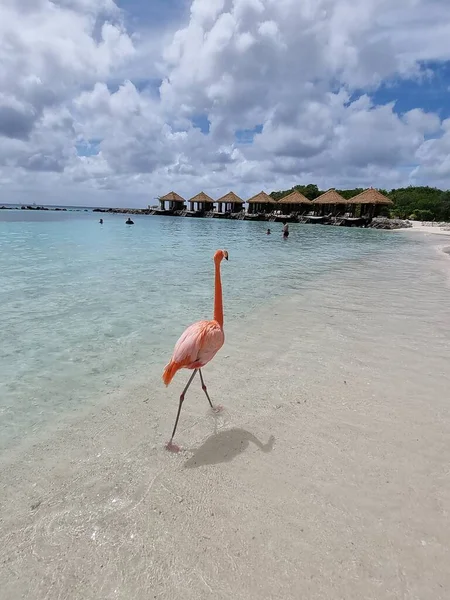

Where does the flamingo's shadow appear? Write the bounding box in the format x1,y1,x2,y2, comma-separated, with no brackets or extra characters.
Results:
184,428,275,468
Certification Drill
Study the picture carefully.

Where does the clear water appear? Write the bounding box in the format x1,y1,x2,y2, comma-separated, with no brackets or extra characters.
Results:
0,210,423,450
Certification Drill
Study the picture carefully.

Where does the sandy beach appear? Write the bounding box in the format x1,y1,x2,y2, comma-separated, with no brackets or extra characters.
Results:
394,221,450,236
1,238,450,600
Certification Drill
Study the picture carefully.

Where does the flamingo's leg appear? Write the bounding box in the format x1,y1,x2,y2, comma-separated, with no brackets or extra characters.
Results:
198,368,213,408
166,369,198,451
199,369,223,413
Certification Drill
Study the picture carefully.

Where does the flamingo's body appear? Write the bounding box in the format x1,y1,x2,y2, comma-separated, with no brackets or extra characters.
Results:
163,249,228,451
162,320,224,385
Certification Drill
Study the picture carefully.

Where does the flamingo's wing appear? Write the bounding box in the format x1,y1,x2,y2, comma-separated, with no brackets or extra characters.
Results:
172,320,223,365
163,320,224,385
171,321,208,364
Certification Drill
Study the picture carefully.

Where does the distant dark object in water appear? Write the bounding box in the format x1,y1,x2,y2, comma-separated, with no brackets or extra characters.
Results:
125,218,134,225
266,228,271,234
99,218,103,224
21,205,49,211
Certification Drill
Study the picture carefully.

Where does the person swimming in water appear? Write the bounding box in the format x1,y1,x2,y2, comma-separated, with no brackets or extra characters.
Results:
99,218,103,224
282,222,289,238
266,228,271,235
125,218,134,225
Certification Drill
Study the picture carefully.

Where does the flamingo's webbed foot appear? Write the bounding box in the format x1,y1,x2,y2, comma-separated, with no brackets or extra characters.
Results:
165,440,181,453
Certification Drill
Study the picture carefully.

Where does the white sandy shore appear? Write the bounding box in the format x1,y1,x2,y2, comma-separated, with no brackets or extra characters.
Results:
1,243,450,600
394,221,450,236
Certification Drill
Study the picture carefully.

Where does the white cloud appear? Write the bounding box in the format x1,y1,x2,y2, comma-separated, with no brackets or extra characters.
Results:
1,0,450,206
412,119,450,182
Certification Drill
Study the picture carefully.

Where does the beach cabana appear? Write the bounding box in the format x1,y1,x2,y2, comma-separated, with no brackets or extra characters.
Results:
159,191,186,211
216,191,244,214
277,190,312,216
346,188,393,218
247,191,277,214
312,189,347,217
188,192,215,213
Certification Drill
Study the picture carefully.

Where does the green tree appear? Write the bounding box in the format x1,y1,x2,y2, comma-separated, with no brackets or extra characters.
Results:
388,186,449,220
335,188,364,200
294,184,321,200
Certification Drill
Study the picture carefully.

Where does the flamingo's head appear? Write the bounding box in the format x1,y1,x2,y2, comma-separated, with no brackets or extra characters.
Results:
214,249,229,262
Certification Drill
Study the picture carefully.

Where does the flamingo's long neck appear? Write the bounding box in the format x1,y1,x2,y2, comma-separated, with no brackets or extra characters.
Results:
213,260,223,328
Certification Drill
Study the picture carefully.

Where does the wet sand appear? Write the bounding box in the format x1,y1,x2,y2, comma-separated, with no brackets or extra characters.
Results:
1,240,450,600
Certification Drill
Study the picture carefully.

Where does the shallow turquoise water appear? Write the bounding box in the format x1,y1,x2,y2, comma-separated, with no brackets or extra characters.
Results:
0,211,415,449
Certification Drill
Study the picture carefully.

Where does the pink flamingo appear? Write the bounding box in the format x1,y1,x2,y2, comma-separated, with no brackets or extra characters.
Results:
162,249,229,452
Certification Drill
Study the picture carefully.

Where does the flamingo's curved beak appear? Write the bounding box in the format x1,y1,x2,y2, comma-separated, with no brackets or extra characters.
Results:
224,251,229,260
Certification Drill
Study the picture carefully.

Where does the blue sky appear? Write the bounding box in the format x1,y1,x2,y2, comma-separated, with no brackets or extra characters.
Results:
370,61,450,120
116,0,187,28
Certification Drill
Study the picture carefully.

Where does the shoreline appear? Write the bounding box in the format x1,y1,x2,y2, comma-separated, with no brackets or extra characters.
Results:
393,220,450,236
1,238,450,599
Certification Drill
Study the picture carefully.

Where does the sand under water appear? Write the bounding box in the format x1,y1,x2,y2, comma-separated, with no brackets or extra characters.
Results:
1,228,450,599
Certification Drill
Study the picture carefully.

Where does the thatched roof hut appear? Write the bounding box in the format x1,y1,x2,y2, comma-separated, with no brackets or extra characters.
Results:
247,191,276,204
216,191,244,213
159,191,185,203
216,191,244,205
277,190,312,205
313,189,347,205
189,191,214,204
188,191,215,211
346,188,393,205
247,191,277,214
159,191,185,210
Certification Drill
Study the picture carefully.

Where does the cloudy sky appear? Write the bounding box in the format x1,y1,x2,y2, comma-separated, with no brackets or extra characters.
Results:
1,0,450,207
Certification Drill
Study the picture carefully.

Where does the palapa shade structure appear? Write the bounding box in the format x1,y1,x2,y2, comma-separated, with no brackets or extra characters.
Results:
345,188,393,218
314,189,346,205
216,191,244,213
277,190,312,215
346,188,393,205
159,191,186,211
312,188,347,216
277,190,312,204
247,191,277,214
188,191,215,212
